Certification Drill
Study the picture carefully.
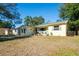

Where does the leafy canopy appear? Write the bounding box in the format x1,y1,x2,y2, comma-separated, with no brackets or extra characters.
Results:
0,3,21,28
0,4,20,20
59,4,79,30
59,4,79,21
24,16,45,26
0,20,13,28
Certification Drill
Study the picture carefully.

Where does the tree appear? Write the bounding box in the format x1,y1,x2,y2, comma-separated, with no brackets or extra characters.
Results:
0,20,12,28
0,3,21,28
56,19,62,22
0,4,20,19
32,16,44,26
3,21,13,28
24,16,45,26
59,3,79,35
24,16,32,26
0,20,4,28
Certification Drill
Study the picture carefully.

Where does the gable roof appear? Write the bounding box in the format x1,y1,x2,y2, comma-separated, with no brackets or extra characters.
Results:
17,21,68,29
35,21,68,28
17,25,34,29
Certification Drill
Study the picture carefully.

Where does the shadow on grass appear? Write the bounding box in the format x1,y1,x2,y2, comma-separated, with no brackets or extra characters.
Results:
0,35,32,42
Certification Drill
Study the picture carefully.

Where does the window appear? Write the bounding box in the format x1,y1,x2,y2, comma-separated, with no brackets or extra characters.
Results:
24,29,26,33
40,28,46,31
54,26,59,30
21,29,24,33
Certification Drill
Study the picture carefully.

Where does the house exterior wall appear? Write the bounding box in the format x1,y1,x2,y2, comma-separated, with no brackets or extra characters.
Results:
12,29,17,35
17,27,34,36
0,28,17,35
37,24,67,36
18,29,33,36
5,29,8,35
0,28,6,35
47,24,67,36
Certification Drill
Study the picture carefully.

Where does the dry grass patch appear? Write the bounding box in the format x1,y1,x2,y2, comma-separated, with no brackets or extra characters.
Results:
0,36,79,56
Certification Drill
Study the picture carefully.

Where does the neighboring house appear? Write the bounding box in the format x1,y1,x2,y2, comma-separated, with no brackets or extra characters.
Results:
0,28,17,35
16,25,35,36
35,21,68,36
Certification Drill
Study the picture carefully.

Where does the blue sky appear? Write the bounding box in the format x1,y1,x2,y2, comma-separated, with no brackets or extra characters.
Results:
16,3,62,27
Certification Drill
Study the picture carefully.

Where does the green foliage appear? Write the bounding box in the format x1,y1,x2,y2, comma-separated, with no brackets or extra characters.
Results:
59,4,79,20
56,19,62,22
24,16,32,26
0,3,21,27
24,16,45,26
49,47,79,56
0,20,13,28
59,3,79,35
32,16,44,26
0,4,20,19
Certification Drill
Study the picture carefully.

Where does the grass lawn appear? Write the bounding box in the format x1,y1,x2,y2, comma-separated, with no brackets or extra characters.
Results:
0,35,79,56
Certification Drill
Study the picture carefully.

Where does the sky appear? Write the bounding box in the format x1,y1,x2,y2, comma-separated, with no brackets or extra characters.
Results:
16,3,62,27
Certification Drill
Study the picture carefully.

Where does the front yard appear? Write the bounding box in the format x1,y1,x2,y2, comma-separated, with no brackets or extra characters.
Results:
0,35,79,56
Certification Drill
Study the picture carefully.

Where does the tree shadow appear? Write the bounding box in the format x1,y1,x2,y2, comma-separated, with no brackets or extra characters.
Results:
0,35,32,42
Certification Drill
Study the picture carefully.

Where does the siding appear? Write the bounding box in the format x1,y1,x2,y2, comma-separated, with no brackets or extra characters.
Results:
17,26,34,36
48,24,67,36
0,28,5,35
0,28,14,35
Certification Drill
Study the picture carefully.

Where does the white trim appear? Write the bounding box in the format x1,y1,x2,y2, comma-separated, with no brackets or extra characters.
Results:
5,29,8,35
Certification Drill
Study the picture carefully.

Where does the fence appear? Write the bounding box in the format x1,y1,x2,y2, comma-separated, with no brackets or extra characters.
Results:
67,31,75,36
67,31,79,36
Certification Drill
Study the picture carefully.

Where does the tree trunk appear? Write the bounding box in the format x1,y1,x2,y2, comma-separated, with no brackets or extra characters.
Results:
75,30,78,35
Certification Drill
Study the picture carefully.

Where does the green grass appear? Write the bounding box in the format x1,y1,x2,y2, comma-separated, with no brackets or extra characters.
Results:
49,48,79,56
